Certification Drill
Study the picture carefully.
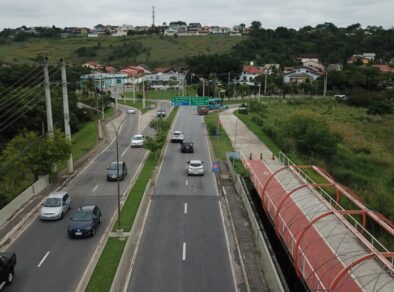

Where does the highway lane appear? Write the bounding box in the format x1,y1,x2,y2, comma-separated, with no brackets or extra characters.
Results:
5,105,157,292
126,106,236,292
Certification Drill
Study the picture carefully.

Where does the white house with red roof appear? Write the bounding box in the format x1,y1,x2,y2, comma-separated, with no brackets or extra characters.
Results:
82,61,103,71
238,65,264,85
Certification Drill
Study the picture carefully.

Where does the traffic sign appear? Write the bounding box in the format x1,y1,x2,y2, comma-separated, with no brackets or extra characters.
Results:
172,96,190,106
172,96,209,106
190,97,208,106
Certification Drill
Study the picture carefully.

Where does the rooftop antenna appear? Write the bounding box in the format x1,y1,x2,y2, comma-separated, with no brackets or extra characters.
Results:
152,6,155,27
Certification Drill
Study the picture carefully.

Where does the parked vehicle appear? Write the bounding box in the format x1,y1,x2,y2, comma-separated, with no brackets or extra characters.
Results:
130,134,145,148
171,131,184,143
181,141,194,153
127,109,136,114
67,205,102,238
157,109,166,117
186,160,205,176
40,191,71,220
107,161,127,181
0,252,16,289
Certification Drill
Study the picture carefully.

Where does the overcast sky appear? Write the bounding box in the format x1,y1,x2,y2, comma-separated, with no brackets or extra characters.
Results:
0,0,393,30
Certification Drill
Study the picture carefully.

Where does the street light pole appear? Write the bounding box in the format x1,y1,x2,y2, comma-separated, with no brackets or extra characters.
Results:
77,102,130,231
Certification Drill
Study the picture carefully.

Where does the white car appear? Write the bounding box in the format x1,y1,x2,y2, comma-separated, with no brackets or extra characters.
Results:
186,160,205,176
171,130,184,143
127,109,136,114
40,191,71,220
131,134,144,147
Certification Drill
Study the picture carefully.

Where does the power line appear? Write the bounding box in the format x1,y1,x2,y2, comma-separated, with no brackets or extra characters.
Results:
0,65,41,97
0,66,43,108
0,65,58,112
0,83,61,134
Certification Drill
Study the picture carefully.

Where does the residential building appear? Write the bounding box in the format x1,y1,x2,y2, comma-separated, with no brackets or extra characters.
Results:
113,25,133,37
82,61,103,71
283,66,322,83
302,60,325,73
238,65,264,85
188,23,202,33
372,64,394,73
283,67,295,74
211,27,231,34
144,72,185,89
93,24,106,35
80,73,130,90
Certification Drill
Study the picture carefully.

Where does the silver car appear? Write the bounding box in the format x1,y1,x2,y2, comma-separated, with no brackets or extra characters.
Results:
186,160,205,176
40,191,71,220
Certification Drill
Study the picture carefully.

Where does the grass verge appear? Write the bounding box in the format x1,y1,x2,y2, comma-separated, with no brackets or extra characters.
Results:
86,238,126,292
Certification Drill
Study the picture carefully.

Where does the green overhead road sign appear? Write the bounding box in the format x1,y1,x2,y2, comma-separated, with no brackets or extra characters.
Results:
190,97,208,106
172,96,209,106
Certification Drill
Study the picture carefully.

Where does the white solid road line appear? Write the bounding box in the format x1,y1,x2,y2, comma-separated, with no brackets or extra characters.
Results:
182,242,187,261
184,203,188,214
121,147,128,157
92,185,98,192
37,251,50,268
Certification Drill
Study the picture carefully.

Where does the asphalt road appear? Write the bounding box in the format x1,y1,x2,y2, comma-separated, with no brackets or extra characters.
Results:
126,106,236,292
5,105,159,292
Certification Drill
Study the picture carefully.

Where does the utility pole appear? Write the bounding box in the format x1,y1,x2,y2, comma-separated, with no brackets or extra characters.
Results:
61,59,73,174
258,83,261,101
142,77,146,108
264,70,268,95
132,75,136,104
323,71,327,97
202,79,205,96
44,59,54,137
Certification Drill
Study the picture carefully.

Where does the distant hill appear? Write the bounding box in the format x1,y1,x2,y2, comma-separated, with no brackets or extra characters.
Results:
0,35,243,67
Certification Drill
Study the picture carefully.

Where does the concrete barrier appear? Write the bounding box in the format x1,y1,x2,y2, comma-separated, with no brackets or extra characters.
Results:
226,155,286,292
0,175,49,227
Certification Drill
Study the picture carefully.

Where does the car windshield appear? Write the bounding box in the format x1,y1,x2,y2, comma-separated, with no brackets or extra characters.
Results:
109,162,122,170
133,136,143,140
44,198,62,207
190,162,202,167
183,142,192,146
173,132,181,136
72,211,92,221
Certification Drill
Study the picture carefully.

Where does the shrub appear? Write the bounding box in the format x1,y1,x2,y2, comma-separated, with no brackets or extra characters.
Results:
284,112,341,158
367,101,393,115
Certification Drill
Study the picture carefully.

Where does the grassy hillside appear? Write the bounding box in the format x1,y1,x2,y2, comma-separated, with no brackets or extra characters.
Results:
0,35,243,66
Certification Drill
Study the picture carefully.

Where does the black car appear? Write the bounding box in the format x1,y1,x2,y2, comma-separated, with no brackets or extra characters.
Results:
181,141,194,153
107,161,127,181
0,252,16,287
67,205,102,238
157,110,166,117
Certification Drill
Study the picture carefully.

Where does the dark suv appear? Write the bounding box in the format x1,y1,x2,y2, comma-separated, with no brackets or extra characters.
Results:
107,161,127,181
181,141,194,153
67,205,102,238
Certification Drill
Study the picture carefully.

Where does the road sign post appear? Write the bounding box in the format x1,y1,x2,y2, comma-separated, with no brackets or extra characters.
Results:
172,96,208,106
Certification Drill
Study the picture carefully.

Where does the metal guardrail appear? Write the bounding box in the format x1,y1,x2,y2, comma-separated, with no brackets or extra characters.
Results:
278,151,390,254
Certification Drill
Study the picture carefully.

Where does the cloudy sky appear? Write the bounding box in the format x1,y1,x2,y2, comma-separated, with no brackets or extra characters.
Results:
0,0,393,30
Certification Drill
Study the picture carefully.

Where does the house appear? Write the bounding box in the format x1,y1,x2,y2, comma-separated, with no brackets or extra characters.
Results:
264,64,280,73
229,31,242,36
283,67,295,74
120,65,150,77
144,72,185,89
80,73,129,90
362,53,376,61
188,23,202,33
347,55,370,64
302,60,325,73
93,24,106,35
82,61,103,71
238,65,264,85
372,65,394,73
113,25,133,37
103,66,115,73
298,55,319,64
154,67,171,73
283,67,322,84
211,27,231,34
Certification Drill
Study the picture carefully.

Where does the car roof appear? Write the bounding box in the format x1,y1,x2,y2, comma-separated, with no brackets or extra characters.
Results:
111,161,125,164
182,140,193,144
132,134,143,138
189,159,202,164
48,191,68,198
173,130,182,134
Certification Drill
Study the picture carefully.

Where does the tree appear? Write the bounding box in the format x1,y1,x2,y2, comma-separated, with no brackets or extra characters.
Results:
1,130,71,180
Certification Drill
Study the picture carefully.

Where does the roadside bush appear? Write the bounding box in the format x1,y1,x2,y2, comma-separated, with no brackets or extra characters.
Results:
251,114,264,127
367,101,393,115
284,112,341,158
